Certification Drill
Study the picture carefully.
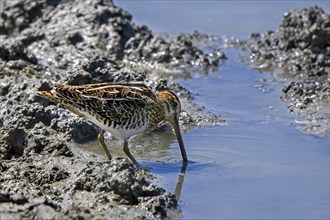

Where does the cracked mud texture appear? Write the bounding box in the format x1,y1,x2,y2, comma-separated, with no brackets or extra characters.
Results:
238,6,330,136
0,0,226,219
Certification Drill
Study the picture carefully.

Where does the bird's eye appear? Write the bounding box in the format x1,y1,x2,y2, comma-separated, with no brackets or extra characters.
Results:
172,101,178,109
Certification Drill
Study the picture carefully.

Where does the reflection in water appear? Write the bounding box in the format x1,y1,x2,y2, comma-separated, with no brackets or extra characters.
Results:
131,129,179,161
76,128,179,161
164,160,188,219
174,160,187,201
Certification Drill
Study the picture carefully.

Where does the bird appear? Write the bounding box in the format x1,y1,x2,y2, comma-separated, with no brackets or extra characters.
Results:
37,82,188,164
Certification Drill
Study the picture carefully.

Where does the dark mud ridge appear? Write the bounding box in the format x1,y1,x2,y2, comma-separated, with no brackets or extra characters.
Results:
237,6,330,136
0,0,225,219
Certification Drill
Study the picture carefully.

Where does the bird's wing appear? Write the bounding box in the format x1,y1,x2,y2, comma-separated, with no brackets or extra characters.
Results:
54,83,157,124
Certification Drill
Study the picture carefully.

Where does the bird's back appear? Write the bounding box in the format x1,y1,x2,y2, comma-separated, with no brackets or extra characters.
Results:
38,83,165,139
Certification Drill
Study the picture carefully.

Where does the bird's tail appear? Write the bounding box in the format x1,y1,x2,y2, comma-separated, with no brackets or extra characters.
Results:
36,90,61,103
36,85,84,117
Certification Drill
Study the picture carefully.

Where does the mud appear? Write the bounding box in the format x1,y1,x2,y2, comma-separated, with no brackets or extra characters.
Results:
0,0,225,219
237,6,330,136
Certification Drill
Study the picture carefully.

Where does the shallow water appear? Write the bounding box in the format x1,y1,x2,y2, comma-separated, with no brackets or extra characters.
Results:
133,49,329,219
116,1,330,219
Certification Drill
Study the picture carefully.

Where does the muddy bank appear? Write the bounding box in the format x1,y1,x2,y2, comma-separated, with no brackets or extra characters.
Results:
1,157,177,219
0,0,226,219
236,6,330,136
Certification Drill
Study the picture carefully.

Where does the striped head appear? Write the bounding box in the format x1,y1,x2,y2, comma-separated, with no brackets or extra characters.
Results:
156,90,187,161
156,90,181,120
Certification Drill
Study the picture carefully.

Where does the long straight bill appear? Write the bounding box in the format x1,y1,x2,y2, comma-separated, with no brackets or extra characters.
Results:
171,115,188,161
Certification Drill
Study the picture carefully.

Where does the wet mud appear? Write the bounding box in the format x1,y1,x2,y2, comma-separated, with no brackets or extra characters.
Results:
237,6,330,136
0,0,225,218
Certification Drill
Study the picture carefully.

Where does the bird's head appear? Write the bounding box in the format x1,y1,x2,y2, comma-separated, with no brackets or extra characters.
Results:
156,90,187,161
156,90,181,120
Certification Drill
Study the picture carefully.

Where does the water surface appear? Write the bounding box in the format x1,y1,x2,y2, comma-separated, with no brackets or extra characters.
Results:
130,48,329,219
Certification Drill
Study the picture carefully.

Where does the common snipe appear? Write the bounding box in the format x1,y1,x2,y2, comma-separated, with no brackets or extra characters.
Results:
37,83,188,163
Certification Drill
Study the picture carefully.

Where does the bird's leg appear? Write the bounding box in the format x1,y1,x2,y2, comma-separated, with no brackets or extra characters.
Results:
98,130,112,160
123,139,138,164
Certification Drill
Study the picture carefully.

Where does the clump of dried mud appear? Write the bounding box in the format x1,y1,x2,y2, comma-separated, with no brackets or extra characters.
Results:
0,0,226,218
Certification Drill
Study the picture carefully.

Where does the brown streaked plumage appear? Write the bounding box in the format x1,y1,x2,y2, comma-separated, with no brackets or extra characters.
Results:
37,82,188,163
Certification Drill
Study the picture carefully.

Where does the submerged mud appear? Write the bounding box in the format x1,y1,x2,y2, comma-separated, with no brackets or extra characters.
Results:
0,0,225,218
237,6,330,136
